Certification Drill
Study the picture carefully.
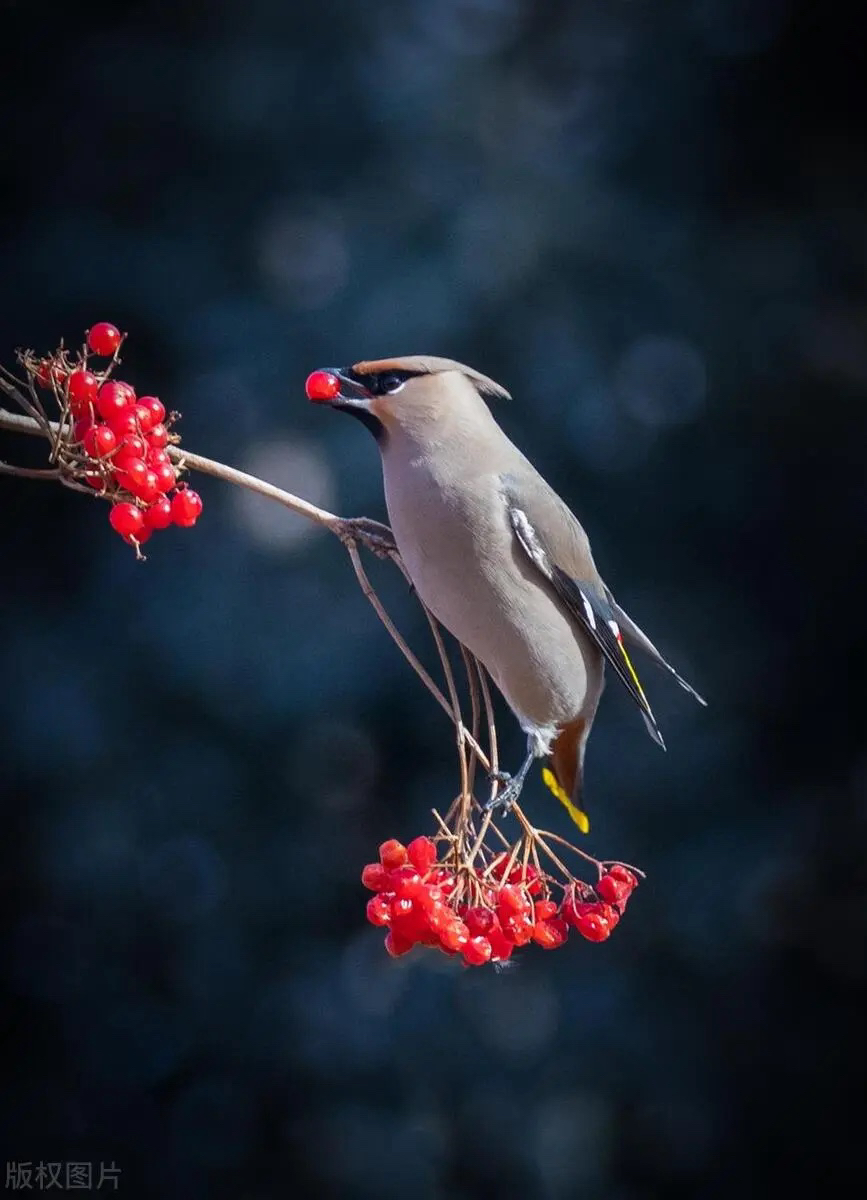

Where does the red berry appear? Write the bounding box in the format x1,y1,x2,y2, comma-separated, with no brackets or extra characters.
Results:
463,936,492,966
417,884,444,909
596,902,620,930
427,867,457,894
390,866,424,901
107,405,141,437
533,899,558,923
487,925,515,962
96,381,135,420
390,896,415,922
564,900,616,943
129,403,152,432
147,446,170,468
67,369,99,416
379,839,407,870
561,887,594,928
501,912,535,946
464,906,496,937
422,899,449,935
361,863,389,892
147,423,169,449
83,471,105,490
112,446,143,475
532,920,567,949
131,469,161,504
144,497,173,531
83,424,117,459
138,396,165,427
607,865,638,892
497,884,530,916
87,322,122,357
152,462,176,493
406,836,437,874
118,433,148,457
73,417,94,443
366,895,391,927
171,488,203,528
35,359,66,388
109,502,144,539
439,918,470,953
511,864,544,895
305,370,340,402
117,457,149,492
551,916,570,939
597,874,630,907
576,912,612,943
561,896,582,929
384,930,414,957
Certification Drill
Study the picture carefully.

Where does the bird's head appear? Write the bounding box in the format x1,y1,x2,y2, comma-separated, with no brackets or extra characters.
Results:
305,356,510,441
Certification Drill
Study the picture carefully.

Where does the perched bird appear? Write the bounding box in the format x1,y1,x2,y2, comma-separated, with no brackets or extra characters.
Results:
307,357,705,827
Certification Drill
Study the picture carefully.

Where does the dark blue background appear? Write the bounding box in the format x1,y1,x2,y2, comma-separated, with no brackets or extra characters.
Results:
2,1,865,1197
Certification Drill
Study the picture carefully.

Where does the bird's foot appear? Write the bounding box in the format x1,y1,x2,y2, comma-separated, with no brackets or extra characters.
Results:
334,517,398,557
485,771,525,813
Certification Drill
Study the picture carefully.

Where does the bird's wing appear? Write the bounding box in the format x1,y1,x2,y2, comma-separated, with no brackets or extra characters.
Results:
502,475,700,749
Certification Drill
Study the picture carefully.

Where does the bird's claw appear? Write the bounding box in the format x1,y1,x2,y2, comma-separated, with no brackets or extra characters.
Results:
485,771,523,813
335,517,398,557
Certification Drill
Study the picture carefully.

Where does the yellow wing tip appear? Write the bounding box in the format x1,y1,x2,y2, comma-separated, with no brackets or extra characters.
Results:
541,767,590,834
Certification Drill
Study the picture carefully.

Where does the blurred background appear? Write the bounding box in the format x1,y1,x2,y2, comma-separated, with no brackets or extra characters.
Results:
1,0,865,1196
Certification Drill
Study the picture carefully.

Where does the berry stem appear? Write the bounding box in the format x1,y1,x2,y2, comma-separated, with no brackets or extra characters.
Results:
511,807,577,879
533,827,607,871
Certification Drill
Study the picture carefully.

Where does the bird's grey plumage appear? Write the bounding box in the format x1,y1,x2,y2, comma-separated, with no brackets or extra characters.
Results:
310,356,705,814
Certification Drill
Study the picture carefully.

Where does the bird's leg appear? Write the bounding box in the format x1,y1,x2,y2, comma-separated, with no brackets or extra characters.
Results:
486,734,539,813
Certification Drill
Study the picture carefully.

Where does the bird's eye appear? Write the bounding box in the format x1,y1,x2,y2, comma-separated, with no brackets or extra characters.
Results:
376,372,407,395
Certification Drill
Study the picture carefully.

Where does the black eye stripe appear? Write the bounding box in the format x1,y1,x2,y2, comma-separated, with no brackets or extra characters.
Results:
347,368,424,396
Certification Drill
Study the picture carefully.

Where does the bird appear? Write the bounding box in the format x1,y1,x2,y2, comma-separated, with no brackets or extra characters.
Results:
306,356,705,828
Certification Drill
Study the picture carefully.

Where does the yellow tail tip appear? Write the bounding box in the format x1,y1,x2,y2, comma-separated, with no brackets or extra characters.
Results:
541,766,590,834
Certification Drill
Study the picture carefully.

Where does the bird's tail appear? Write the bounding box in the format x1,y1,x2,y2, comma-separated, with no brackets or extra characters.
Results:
543,718,591,834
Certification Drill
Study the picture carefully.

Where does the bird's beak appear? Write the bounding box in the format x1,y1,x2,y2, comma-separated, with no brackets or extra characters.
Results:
305,367,373,412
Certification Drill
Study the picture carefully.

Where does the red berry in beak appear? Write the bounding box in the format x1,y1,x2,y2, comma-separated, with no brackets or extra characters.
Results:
305,370,340,402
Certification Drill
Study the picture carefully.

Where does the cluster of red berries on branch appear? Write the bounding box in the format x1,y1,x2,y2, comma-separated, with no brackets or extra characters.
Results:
22,322,202,556
363,834,639,966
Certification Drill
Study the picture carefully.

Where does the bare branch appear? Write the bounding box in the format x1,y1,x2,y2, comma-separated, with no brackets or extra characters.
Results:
173,446,344,533
0,462,64,481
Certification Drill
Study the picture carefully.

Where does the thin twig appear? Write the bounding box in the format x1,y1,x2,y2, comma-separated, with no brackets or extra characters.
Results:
512,805,576,879
533,828,604,871
0,463,64,480
176,446,345,532
345,541,457,723
476,663,500,804
421,604,470,816
460,644,481,800
0,373,49,432
466,807,495,866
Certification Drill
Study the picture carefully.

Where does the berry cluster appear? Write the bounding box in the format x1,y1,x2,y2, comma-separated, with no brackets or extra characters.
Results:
30,322,202,553
362,838,639,966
